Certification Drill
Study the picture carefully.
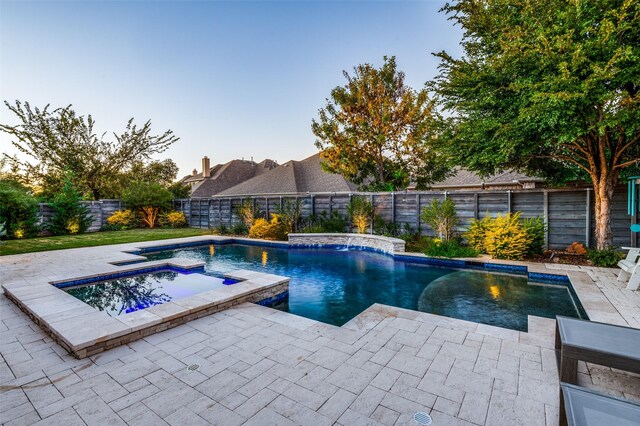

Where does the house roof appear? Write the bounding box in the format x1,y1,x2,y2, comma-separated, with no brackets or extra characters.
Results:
429,168,544,189
217,153,357,196
184,159,278,197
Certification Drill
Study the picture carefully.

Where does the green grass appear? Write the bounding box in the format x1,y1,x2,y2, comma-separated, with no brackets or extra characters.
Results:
0,228,214,256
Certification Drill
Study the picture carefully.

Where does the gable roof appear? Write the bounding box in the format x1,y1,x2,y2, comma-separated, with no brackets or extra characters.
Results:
183,159,279,197
217,153,357,196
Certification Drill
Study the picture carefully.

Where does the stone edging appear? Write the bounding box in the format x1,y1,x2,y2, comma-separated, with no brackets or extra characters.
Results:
2,261,289,359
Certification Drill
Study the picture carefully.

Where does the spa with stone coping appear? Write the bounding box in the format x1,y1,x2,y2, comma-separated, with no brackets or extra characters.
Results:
2,257,289,359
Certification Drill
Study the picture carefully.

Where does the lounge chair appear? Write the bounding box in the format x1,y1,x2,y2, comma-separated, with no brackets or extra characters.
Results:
617,247,640,290
559,382,640,426
555,316,640,384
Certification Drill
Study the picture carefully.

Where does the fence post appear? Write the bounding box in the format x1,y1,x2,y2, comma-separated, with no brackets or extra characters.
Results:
585,188,591,247
474,193,479,220
507,190,512,214
416,194,420,231
229,199,233,227
329,195,333,216
391,192,395,225
543,190,549,249
370,194,374,234
265,197,269,220
310,195,315,216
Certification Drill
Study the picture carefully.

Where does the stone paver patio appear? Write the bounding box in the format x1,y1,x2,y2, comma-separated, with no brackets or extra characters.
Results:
1,237,639,425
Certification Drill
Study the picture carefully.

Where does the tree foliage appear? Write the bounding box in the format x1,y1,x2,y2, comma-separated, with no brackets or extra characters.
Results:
347,196,374,233
431,0,640,248
0,101,179,200
122,182,173,228
0,179,39,238
47,175,93,236
420,198,459,241
312,56,449,191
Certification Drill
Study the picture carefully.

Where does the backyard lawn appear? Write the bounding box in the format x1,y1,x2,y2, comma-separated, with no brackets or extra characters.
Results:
0,228,214,256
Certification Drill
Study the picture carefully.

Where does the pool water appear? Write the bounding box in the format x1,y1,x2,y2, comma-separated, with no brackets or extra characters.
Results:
64,270,229,316
144,244,582,331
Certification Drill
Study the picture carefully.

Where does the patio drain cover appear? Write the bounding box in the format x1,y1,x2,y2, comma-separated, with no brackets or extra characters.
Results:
187,363,200,372
414,412,432,425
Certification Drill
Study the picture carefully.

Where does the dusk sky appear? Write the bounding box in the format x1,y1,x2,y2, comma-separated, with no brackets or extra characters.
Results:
0,0,463,177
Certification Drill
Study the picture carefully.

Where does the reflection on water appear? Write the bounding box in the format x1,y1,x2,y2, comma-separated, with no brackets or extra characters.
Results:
144,244,582,330
418,271,579,331
66,272,174,316
65,270,228,316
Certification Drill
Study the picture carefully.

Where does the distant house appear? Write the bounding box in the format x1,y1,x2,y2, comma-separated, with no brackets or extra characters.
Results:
183,153,547,198
217,153,357,196
180,156,278,197
426,168,545,191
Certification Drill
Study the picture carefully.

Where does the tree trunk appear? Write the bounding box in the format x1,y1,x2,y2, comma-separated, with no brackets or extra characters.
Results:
592,174,618,249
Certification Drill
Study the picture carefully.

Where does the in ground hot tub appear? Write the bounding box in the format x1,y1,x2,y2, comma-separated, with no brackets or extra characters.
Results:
57,269,238,316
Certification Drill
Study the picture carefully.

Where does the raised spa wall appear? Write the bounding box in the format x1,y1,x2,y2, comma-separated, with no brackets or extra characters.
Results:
288,233,405,254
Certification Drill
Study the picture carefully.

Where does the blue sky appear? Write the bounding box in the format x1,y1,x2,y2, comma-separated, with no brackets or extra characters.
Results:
0,0,462,177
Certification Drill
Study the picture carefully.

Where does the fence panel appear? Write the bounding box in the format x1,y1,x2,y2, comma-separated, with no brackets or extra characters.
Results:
52,187,629,249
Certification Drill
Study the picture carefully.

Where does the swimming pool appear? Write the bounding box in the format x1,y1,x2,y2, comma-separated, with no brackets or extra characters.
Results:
143,243,584,331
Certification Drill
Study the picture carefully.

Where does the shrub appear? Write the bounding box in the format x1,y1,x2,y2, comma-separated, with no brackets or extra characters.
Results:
47,177,92,236
235,199,262,228
587,247,623,267
373,215,400,237
420,198,459,241
161,211,187,228
464,215,492,253
0,179,39,238
318,211,348,232
423,238,478,258
275,199,302,234
566,242,587,255
522,216,546,256
248,215,287,240
212,224,229,235
107,210,137,230
230,222,249,235
123,182,173,228
347,196,373,234
483,213,529,260
167,182,191,199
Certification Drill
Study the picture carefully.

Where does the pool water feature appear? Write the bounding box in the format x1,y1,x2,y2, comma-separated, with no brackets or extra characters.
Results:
63,270,234,316
143,243,583,331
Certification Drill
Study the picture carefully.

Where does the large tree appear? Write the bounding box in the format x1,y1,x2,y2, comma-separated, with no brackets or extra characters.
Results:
0,101,179,200
312,56,449,191
432,0,640,249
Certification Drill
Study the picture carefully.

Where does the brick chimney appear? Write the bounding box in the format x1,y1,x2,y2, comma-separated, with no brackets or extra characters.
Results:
202,156,211,178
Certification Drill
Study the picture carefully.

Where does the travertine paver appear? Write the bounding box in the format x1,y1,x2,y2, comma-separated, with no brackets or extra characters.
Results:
2,296,639,425
2,237,640,425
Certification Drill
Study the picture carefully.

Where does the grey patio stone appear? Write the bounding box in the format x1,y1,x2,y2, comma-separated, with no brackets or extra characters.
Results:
243,407,297,426
3,240,640,425
33,407,85,426
234,388,279,418
370,405,399,425
349,385,387,416
326,364,376,394
269,394,333,426
318,388,357,420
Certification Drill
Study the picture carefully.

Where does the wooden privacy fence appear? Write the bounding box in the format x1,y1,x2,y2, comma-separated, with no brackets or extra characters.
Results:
37,199,124,232
174,187,638,250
